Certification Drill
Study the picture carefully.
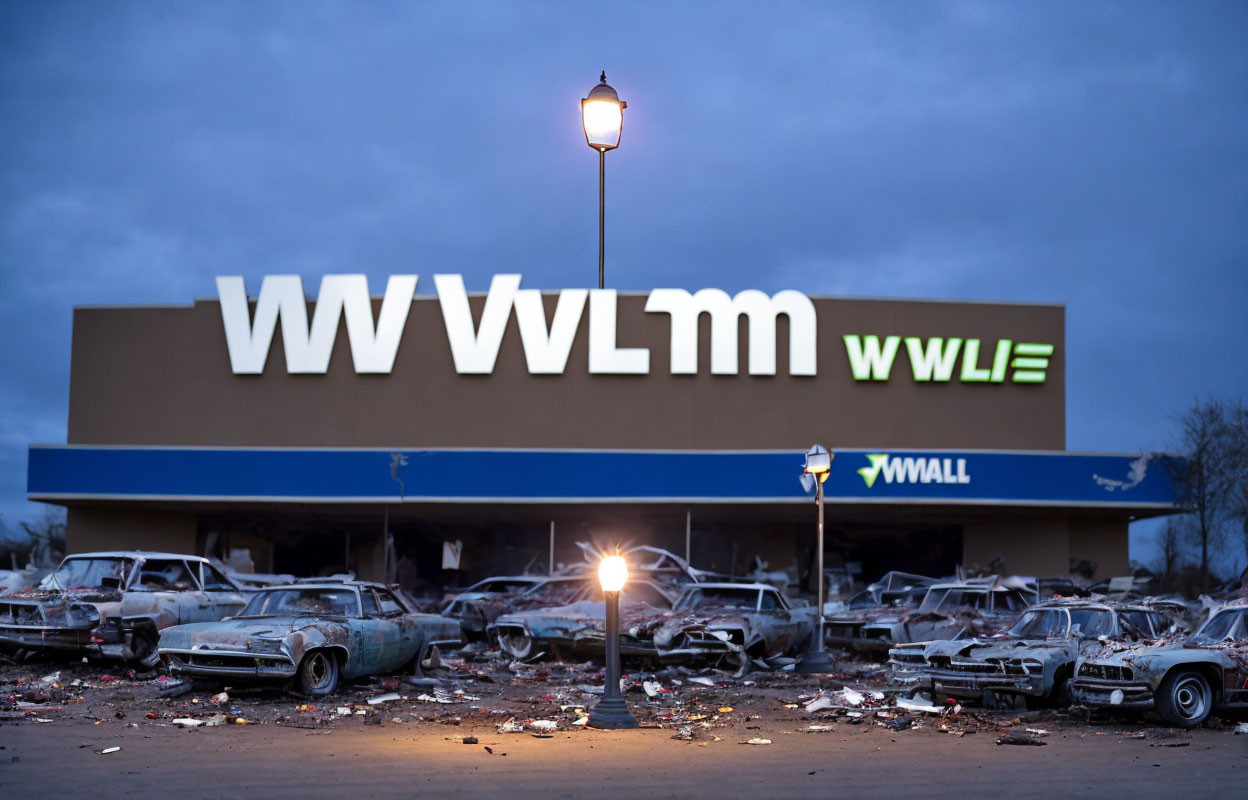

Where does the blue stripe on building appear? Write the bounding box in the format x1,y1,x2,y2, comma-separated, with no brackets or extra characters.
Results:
27,446,1178,508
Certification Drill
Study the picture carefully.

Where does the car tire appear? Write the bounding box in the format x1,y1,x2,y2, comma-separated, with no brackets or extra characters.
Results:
130,630,158,668
1049,673,1074,709
297,650,339,696
1155,669,1212,727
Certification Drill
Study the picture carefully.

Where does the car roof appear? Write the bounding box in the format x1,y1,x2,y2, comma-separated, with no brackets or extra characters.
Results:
680,582,777,592
63,551,209,563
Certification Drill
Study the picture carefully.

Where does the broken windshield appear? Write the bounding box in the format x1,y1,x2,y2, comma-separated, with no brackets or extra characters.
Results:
239,588,361,618
43,557,132,591
1009,608,1114,638
1190,608,1247,645
677,587,759,612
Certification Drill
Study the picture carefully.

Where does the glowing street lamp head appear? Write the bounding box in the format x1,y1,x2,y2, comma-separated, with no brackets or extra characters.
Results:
804,444,833,484
599,555,628,592
582,72,626,151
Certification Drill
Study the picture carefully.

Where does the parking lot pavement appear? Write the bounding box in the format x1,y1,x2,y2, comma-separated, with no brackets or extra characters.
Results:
1,658,1245,798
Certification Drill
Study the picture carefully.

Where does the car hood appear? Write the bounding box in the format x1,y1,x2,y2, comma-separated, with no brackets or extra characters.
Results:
159,615,342,650
919,637,1079,662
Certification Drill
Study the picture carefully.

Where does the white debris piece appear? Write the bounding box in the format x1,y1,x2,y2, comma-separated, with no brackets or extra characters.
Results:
39,672,61,685
1234,723,1248,735
688,676,716,687
367,692,402,705
530,720,558,734
895,694,944,714
171,718,204,728
416,693,455,704
807,724,835,732
210,692,229,705
1025,728,1049,737
834,688,865,706
572,717,588,726
743,737,772,745
99,747,121,755
498,718,526,733
643,681,662,698
336,707,352,716
804,695,834,713
33,718,52,724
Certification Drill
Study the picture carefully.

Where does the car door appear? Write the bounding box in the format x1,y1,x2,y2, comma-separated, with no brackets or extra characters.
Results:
197,563,247,620
353,589,409,674
376,588,419,670
125,558,200,628
757,590,800,654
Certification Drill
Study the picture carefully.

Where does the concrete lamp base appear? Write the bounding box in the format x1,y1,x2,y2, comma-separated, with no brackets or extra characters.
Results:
796,649,837,675
586,697,638,729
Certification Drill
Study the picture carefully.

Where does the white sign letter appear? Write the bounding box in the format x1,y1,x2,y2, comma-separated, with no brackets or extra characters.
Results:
513,289,588,374
435,274,520,374
589,290,649,374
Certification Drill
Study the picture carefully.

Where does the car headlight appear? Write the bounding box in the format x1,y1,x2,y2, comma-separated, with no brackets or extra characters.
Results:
246,638,286,655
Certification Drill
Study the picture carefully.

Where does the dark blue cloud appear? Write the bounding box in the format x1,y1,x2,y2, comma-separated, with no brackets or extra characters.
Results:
2,2,1246,563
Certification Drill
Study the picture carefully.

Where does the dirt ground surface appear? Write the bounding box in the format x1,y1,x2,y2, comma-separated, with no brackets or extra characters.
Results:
2,651,1246,798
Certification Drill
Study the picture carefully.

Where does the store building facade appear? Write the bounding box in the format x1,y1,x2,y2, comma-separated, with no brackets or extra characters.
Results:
27,275,1176,589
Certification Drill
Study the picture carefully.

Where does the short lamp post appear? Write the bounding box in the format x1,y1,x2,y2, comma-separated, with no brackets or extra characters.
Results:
581,72,626,290
587,554,638,729
798,444,835,674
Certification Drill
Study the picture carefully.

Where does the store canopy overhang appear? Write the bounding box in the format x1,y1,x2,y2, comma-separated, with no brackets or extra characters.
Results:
28,446,1180,514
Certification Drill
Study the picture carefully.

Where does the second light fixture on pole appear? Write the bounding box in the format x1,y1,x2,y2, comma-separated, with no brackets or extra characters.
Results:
581,72,626,290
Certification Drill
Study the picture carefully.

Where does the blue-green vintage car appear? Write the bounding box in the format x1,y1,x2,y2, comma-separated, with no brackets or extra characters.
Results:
158,581,463,695
1072,599,1248,726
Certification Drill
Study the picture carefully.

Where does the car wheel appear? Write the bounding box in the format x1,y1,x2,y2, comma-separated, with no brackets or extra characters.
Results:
1049,675,1074,709
497,628,533,660
1155,669,1212,727
131,630,160,667
297,650,339,696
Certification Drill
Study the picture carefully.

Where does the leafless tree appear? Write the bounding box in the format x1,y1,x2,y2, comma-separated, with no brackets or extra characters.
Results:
1167,397,1245,591
18,505,66,569
1154,520,1185,584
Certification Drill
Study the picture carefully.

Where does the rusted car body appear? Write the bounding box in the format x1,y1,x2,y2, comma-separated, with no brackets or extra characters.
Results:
0,551,246,664
651,583,817,674
442,575,586,639
822,572,938,649
850,576,1037,656
1072,599,1248,726
490,579,676,662
889,599,1167,707
160,581,463,695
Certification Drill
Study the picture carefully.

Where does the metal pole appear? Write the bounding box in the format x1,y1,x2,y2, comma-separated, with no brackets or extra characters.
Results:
685,509,691,566
598,147,606,290
814,480,826,655
587,588,637,728
549,521,556,576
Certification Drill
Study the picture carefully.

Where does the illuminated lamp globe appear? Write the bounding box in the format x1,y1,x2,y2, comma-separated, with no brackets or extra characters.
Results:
582,72,626,151
599,555,628,593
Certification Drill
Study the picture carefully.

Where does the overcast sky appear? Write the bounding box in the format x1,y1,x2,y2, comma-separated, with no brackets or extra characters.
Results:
2,2,1246,566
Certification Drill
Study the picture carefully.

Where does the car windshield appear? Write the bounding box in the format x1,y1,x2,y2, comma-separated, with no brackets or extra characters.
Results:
677,587,759,612
1190,608,1248,645
44,558,132,591
240,588,361,618
1009,608,1115,638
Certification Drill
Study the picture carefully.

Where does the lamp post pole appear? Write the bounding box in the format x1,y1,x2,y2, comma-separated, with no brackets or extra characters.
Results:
598,147,605,290
588,556,637,729
799,445,835,674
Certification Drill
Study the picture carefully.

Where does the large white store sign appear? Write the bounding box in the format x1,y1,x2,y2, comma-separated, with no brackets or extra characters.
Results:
215,274,1052,382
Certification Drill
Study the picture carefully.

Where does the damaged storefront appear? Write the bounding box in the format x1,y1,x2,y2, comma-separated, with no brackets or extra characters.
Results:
26,275,1176,593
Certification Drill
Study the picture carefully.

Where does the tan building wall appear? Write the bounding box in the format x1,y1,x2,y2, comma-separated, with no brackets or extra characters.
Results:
66,294,1065,451
1068,517,1130,580
66,508,196,556
963,517,1070,578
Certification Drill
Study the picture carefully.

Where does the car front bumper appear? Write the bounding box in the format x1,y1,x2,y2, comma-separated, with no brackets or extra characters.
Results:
1071,678,1154,709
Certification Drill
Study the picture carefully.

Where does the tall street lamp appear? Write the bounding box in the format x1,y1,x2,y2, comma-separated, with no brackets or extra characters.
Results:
798,444,835,674
587,554,638,729
581,72,626,290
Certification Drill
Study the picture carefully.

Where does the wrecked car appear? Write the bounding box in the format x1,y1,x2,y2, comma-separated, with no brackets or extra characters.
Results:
822,571,940,651
490,578,676,662
1072,598,1248,726
652,583,817,675
160,581,463,695
851,576,1037,655
442,575,586,639
889,599,1166,708
0,551,246,665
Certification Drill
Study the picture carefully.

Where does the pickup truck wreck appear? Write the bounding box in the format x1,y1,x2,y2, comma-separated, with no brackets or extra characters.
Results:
889,598,1169,708
1072,598,1248,726
0,551,246,665
651,583,817,675
160,581,463,695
